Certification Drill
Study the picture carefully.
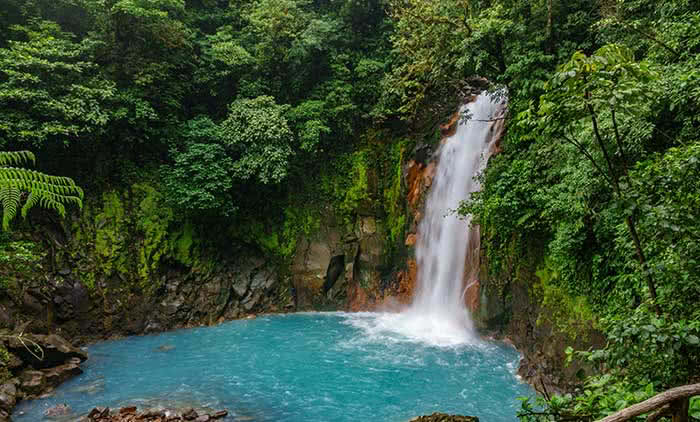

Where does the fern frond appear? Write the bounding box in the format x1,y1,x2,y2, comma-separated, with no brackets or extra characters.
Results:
0,184,21,231
0,151,36,166
0,151,82,230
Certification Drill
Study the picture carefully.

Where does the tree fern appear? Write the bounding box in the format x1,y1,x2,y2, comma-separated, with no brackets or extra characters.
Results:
0,151,83,230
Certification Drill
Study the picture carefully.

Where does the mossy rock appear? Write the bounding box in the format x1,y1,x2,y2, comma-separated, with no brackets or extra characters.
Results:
409,413,479,422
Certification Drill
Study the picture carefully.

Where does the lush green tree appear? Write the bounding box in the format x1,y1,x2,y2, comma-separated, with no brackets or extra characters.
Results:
162,143,234,217
538,44,661,311
220,96,295,185
0,21,115,148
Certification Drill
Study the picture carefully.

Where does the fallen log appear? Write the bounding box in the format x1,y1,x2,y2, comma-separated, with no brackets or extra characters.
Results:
597,383,700,422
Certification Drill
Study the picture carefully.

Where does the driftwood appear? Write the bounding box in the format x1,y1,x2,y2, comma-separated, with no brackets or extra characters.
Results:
597,383,700,422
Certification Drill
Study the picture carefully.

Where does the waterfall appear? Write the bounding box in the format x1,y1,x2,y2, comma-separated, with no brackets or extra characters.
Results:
354,93,506,347
406,93,506,344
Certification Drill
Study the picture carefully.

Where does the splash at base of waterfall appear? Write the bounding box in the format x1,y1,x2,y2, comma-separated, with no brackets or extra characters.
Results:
346,310,477,347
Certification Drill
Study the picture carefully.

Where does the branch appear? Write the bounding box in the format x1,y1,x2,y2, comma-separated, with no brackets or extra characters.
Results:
645,404,671,422
612,18,681,59
611,107,631,185
586,101,621,194
560,132,614,188
471,117,506,122
597,383,700,422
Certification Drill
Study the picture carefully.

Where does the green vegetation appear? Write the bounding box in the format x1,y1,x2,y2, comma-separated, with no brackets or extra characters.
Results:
0,0,698,420
0,151,83,230
413,0,700,419
0,234,45,290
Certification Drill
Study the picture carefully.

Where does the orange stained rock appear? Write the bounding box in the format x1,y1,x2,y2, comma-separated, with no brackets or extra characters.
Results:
464,278,480,313
393,259,417,305
440,111,461,138
405,233,417,246
347,283,371,312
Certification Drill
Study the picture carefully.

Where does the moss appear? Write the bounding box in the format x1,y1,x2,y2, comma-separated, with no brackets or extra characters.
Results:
384,140,409,244
70,183,209,291
0,345,9,365
235,204,320,261
173,222,196,265
0,345,10,384
320,150,373,225
282,205,320,256
534,257,597,339
94,190,130,279
0,238,45,291
133,183,175,285
341,151,371,218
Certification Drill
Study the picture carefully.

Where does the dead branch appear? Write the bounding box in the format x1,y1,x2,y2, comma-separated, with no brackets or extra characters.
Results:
597,383,700,422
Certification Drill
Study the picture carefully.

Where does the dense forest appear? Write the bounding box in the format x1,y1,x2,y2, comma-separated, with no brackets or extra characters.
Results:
0,0,699,420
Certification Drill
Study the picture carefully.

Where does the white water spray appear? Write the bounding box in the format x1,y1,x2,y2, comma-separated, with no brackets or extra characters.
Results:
349,93,506,347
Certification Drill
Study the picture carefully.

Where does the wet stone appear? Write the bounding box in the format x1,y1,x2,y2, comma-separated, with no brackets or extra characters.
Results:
182,408,198,420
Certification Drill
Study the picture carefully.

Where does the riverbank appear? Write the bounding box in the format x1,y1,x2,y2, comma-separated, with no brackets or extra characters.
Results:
83,406,228,422
0,332,87,422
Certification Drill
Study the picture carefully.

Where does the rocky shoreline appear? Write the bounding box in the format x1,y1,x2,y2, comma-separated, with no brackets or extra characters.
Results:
410,413,479,422
83,406,228,422
0,331,87,421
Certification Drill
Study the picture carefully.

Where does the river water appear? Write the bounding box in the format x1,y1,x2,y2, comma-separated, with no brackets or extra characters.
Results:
14,313,531,422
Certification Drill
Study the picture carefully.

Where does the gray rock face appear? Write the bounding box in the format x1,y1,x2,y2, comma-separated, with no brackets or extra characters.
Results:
232,276,249,298
290,210,387,309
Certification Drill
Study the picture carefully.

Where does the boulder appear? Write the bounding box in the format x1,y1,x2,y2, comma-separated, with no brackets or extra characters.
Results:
211,410,228,419
139,409,165,419
19,369,46,397
87,407,110,420
119,406,137,414
182,407,198,420
43,357,83,388
7,334,87,369
0,383,16,412
410,413,479,422
44,403,72,418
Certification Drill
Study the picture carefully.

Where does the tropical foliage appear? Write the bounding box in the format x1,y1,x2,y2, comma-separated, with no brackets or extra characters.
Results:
0,0,698,419
0,151,83,230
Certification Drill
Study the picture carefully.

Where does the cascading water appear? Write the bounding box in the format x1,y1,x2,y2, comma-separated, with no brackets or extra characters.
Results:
409,93,506,339
357,93,506,346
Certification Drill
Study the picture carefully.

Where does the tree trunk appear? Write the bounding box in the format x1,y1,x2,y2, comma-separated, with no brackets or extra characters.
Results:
671,397,689,422
626,215,661,314
587,101,661,314
597,383,700,422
